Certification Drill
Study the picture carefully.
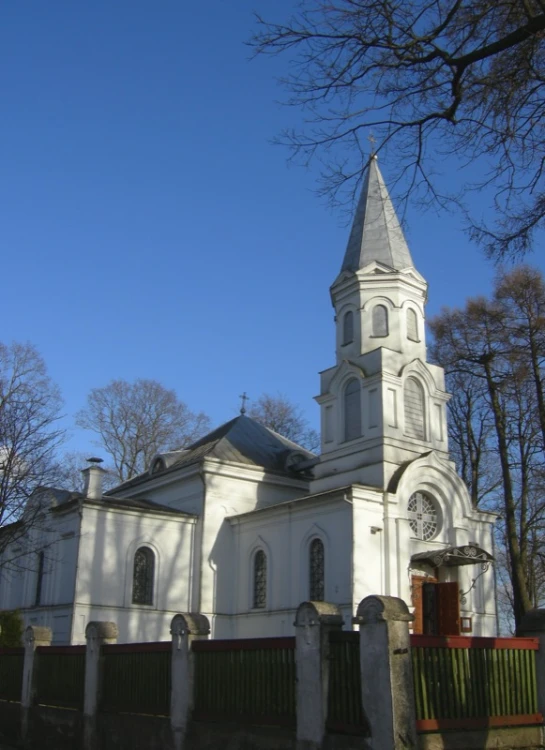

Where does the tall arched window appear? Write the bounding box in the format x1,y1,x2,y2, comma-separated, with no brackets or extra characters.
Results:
404,377,425,440
407,308,418,341
35,551,45,606
132,547,155,605
372,305,389,337
309,539,325,601
344,378,362,441
342,311,354,345
253,550,267,609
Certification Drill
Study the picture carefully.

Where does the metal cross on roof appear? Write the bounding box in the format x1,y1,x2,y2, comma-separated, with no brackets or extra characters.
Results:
239,391,249,415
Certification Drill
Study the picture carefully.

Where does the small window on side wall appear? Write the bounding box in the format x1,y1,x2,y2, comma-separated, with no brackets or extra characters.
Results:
372,305,388,337
253,550,267,609
407,308,419,341
35,551,45,606
309,538,325,601
132,546,155,605
342,311,354,345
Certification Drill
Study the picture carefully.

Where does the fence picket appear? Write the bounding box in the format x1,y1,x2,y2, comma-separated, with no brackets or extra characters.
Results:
411,635,541,731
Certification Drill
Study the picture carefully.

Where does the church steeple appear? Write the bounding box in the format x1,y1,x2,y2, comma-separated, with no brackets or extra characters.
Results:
341,156,414,274
313,158,450,491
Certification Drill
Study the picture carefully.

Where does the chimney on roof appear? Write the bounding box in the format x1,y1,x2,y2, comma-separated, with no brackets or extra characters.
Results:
81,457,106,499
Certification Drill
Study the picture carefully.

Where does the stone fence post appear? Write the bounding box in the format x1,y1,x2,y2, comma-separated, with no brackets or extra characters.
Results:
170,613,210,750
353,595,416,750
518,609,545,721
83,621,118,750
21,625,51,748
294,601,343,750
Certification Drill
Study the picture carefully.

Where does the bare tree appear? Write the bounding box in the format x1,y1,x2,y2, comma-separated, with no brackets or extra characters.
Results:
251,1,545,260
248,392,319,452
430,267,545,627
0,342,65,574
76,379,211,482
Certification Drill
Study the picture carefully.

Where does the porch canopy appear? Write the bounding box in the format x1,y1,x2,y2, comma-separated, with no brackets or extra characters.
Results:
411,544,494,568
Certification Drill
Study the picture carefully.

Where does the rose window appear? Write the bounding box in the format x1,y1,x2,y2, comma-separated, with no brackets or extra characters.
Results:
408,492,438,541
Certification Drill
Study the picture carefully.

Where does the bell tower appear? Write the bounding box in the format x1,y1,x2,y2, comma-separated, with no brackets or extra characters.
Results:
312,156,451,491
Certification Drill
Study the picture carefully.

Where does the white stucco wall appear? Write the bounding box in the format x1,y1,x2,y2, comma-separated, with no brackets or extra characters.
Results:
71,503,196,643
227,493,353,638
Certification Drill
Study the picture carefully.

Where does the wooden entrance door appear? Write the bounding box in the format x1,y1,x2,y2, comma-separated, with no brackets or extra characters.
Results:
411,576,460,635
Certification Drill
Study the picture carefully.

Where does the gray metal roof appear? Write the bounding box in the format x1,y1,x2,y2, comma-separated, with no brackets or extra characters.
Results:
174,415,315,470
109,415,315,492
341,156,414,273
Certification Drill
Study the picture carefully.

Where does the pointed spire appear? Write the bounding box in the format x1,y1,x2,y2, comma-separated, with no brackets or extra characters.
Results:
341,156,414,273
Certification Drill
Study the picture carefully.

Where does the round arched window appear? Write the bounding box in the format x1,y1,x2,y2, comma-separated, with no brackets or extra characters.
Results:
407,492,438,541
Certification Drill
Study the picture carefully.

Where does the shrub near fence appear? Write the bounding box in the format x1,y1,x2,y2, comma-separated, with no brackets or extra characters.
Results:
327,631,367,735
101,642,171,716
35,645,85,710
411,635,542,731
0,647,24,702
193,637,296,727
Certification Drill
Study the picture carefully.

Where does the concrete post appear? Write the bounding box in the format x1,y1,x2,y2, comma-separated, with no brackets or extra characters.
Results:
21,625,51,748
83,621,118,750
353,595,417,750
517,609,545,720
170,613,210,750
294,601,344,750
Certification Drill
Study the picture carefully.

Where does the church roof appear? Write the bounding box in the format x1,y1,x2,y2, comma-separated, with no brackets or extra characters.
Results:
341,156,414,273
169,414,314,471
110,415,315,491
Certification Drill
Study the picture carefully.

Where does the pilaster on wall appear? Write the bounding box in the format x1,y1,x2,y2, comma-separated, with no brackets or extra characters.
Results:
353,595,417,750
294,601,343,750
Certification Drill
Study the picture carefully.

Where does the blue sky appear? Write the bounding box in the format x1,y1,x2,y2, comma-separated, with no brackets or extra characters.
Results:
2,1,544,460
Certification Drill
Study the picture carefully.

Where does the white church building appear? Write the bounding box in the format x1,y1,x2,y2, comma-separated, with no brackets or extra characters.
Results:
0,157,498,643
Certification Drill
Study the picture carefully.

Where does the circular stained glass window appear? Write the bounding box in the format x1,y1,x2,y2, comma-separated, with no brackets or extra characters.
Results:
407,492,438,541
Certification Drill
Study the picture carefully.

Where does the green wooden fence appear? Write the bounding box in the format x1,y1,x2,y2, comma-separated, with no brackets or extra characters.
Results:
193,637,296,726
327,631,367,734
35,646,86,709
411,635,542,730
0,647,24,702
101,642,171,716
100,642,171,716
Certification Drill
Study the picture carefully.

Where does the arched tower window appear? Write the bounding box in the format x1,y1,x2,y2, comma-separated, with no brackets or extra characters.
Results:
132,546,155,605
407,308,419,341
372,305,389,337
342,311,354,345
344,378,362,441
253,550,267,609
309,539,325,601
404,377,425,440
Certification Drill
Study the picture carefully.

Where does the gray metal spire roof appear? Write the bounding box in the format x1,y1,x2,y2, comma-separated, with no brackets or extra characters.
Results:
341,156,414,273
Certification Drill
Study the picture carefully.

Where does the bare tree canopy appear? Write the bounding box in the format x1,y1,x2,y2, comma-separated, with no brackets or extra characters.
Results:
248,392,319,452
251,0,545,260
0,342,64,567
76,379,211,482
430,266,545,628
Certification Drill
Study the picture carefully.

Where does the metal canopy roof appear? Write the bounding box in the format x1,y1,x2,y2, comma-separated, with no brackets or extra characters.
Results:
411,545,494,568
